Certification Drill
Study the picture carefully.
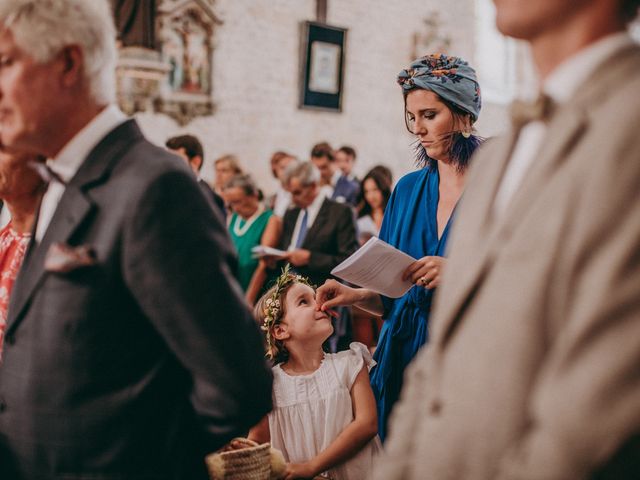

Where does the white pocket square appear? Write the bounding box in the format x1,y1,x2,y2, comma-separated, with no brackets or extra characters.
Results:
44,243,97,273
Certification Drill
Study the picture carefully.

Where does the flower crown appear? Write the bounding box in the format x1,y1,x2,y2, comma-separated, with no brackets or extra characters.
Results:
261,264,313,359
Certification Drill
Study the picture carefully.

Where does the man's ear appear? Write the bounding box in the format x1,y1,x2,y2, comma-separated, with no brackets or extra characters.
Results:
190,155,203,172
272,323,290,341
461,114,472,131
58,45,84,88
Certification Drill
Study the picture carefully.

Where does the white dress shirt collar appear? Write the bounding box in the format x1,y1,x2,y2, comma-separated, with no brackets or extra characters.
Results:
543,32,634,104
35,105,127,242
304,187,327,227
48,104,127,182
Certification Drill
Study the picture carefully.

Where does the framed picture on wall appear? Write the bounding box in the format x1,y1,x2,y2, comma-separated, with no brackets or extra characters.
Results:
299,22,347,112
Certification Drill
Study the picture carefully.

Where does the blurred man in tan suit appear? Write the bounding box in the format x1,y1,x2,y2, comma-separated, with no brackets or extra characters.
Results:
375,0,640,479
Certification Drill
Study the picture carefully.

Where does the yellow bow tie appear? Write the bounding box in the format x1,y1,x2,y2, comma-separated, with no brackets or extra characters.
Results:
509,94,555,129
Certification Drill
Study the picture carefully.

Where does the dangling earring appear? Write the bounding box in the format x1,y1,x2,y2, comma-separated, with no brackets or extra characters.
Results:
450,125,483,171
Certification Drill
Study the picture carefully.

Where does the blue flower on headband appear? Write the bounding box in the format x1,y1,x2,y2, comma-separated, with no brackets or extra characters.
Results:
398,54,481,121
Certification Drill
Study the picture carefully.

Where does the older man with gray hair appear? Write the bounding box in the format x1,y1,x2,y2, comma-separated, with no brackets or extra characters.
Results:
276,161,357,288
0,1,272,479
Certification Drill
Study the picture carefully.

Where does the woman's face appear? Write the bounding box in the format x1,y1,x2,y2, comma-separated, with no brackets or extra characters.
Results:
405,89,457,162
223,186,258,219
363,178,383,211
275,155,295,181
215,160,236,188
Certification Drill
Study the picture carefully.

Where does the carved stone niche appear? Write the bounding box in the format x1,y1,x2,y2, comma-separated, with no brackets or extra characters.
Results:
154,0,222,125
116,46,171,116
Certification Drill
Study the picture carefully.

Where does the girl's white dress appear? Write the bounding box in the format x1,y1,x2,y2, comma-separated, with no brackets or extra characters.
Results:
269,342,382,480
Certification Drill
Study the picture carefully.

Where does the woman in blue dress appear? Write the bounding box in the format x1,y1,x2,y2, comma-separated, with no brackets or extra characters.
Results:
316,54,483,441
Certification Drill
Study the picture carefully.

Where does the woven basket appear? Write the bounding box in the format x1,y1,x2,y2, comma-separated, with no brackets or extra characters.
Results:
205,438,276,480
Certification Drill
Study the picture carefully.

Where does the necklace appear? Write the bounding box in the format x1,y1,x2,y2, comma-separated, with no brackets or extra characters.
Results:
232,204,265,237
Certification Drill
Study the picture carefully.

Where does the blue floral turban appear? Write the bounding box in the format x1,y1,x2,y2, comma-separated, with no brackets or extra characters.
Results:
397,54,481,122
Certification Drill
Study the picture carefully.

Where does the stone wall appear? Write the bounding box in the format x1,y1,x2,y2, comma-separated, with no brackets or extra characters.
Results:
135,0,507,194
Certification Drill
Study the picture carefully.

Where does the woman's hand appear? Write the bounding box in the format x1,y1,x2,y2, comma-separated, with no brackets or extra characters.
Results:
284,461,317,479
402,256,446,289
316,279,384,316
316,279,362,311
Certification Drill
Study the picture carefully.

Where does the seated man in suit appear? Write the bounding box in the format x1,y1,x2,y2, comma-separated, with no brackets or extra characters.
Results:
276,161,358,288
311,142,360,207
166,134,226,219
0,2,271,479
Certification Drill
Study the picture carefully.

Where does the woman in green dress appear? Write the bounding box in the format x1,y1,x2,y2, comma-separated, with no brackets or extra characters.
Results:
223,174,279,305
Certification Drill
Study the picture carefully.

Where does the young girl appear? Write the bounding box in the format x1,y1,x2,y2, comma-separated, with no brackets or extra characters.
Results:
250,266,381,480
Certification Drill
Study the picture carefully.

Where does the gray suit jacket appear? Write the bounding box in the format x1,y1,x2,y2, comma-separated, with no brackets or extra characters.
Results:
0,120,272,480
376,44,640,480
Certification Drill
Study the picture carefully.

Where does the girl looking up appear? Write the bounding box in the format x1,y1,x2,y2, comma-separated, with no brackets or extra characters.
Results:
250,266,381,480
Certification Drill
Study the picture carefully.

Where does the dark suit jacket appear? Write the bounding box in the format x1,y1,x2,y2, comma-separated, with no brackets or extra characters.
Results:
199,178,226,221
279,197,357,286
332,175,360,207
0,120,272,480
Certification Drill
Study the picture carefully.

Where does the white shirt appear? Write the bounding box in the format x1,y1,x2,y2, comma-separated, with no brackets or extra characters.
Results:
287,189,326,250
0,205,10,229
319,169,342,200
272,187,292,217
35,105,127,242
492,32,635,218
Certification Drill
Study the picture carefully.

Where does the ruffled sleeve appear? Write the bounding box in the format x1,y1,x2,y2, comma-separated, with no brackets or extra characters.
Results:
338,342,376,389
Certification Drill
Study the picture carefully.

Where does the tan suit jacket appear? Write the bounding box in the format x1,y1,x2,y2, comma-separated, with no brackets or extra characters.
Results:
375,44,640,480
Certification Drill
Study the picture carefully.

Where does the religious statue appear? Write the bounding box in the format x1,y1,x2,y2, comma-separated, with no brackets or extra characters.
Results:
111,0,157,49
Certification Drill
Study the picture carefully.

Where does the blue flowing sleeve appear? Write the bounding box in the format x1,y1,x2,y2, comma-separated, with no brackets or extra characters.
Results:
378,181,402,319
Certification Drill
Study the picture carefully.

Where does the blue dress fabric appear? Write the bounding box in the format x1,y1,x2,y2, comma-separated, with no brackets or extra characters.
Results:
371,165,455,442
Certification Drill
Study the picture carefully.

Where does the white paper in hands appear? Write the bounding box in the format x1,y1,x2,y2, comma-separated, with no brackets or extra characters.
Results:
330,237,416,298
251,245,288,259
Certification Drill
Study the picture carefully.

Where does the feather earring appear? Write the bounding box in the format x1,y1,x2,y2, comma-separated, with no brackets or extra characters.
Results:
450,131,483,172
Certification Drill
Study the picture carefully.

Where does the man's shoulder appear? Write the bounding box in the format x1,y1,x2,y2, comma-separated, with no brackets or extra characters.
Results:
198,178,215,197
342,175,359,188
93,120,183,175
321,196,354,216
112,136,190,186
576,47,640,149
577,43,640,111
283,205,301,223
